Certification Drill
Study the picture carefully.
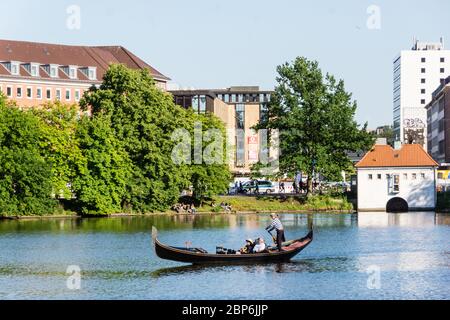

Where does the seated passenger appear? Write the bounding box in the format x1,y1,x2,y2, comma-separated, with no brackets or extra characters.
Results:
240,239,254,254
253,238,266,253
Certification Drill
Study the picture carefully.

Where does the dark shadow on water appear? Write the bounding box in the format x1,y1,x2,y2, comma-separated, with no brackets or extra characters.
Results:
150,256,353,278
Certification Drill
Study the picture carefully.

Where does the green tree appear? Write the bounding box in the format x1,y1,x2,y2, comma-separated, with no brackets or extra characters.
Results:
80,64,191,212
373,125,394,146
255,57,373,195
72,115,132,215
0,96,56,215
189,112,231,205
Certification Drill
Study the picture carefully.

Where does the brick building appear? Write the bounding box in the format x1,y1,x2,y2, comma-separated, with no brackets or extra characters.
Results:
0,39,170,107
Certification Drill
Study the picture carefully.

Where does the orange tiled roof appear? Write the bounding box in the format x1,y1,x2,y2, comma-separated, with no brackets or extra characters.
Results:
355,144,438,168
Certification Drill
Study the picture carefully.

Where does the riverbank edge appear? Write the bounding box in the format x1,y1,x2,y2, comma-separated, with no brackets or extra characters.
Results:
0,208,358,220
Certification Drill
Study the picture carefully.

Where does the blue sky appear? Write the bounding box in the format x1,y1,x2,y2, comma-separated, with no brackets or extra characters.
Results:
1,0,450,128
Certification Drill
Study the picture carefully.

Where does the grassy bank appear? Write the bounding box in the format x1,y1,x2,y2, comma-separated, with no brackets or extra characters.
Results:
204,195,354,213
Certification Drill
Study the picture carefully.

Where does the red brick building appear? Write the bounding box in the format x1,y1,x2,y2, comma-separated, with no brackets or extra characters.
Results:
0,39,170,107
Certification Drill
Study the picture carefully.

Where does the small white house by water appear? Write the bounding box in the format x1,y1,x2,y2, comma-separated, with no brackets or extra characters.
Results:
356,144,438,212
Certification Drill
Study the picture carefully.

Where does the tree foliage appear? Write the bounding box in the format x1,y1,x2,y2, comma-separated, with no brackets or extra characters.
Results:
0,65,231,216
255,57,374,194
0,97,56,215
81,64,230,212
72,115,132,215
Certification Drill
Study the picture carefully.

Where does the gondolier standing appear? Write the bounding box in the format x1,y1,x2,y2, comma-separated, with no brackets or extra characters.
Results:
265,213,285,251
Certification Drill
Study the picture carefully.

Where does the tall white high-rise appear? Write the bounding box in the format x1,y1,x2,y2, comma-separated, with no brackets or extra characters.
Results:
393,37,450,148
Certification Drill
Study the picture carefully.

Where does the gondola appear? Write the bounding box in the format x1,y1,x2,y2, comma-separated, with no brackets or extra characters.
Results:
152,227,313,265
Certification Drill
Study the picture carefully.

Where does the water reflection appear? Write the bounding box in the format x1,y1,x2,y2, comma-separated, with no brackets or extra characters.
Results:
150,257,357,279
357,212,450,227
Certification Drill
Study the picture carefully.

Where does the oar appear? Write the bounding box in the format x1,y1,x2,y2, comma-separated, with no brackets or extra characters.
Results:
267,230,277,245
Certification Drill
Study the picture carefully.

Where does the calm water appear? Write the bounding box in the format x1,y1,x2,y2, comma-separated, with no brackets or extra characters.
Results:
0,212,449,300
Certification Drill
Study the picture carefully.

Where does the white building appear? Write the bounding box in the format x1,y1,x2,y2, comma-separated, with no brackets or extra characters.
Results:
356,144,438,212
393,38,450,149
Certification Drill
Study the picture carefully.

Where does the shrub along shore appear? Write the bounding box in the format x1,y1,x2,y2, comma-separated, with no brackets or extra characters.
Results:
0,195,355,219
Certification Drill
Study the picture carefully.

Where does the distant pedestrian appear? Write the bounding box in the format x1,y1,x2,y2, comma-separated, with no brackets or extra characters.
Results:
280,182,285,193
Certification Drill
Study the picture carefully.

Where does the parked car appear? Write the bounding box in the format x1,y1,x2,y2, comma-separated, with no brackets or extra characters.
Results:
241,180,276,194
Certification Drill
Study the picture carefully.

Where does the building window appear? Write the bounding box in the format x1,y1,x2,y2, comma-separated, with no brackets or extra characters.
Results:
88,68,96,80
46,89,52,100
199,95,206,114
30,64,39,77
75,90,81,101
50,65,58,78
441,57,445,63
421,78,426,84
6,86,12,97
439,140,445,154
36,88,42,99
393,175,400,193
420,173,425,179
260,103,268,123
56,89,61,101
421,99,426,104
224,94,230,103
421,57,426,63
16,87,22,98
368,174,373,180
236,104,245,129
403,173,408,180
421,68,426,73
421,89,426,94
26,87,32,99
11,62,20,75
65,89,71,101
377,174,382,180
412,173,417,180
440,68,445,73
192,95,199,113
69,67,77,79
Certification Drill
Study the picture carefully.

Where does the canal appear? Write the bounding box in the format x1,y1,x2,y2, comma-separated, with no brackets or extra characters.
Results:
0,212,448,300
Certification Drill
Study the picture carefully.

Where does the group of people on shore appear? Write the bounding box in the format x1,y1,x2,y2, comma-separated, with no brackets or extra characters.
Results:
172,203,197,214
212,201,232,213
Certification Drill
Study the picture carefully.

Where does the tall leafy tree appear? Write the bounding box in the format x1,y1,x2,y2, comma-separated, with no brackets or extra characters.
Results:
80,64,191,212
73,115,132,215
255,57,373,195
189,112,230,205
0,97,56,215
32,102,85,198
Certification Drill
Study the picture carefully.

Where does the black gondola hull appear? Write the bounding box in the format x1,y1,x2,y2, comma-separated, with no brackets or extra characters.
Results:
153,229,313,265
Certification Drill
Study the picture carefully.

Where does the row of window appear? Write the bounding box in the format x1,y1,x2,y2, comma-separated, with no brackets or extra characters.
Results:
2,61,97,80
0,85,82,102
421,57,446,63
420,67,445,74
368,173,426,180
218,93,271,104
